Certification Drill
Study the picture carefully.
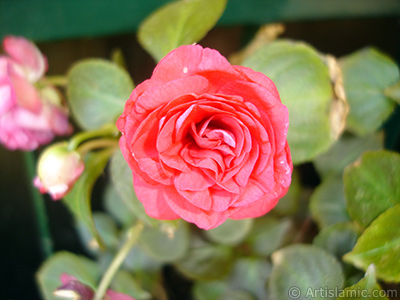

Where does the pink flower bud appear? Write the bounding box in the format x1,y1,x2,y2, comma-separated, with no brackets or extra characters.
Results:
0,36,71,151
34,143,85,200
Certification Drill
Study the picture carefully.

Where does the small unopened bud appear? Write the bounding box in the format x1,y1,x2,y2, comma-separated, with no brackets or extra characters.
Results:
34,142,84,200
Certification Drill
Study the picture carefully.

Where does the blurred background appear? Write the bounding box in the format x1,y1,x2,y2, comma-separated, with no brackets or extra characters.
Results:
1,0,400,299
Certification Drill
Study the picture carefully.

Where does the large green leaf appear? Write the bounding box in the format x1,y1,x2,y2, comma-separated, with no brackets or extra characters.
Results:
138,0,227,61
246,216,293,257
110,149,157,226
37,252,100,300
343,150,400,227
205,218,253,246
242,40,345,164
68,59,134,130
310,176,350,229
139,221,189,262
63,148,114,249
269,244,344,300
313,222,359,259
343,204,400,283
336,265,389,300
340,48,399,135
175,242,233,280
314,133,383,179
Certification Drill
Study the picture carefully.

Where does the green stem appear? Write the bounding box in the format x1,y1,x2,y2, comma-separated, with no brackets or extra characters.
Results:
76,138,119,157
68,125,119,151
23,151,53,258
41,75,68,87
93,221,144,300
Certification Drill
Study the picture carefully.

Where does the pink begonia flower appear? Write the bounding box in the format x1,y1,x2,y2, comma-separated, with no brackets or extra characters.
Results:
0,36,71,151
54,273,135,300
34,142,84,200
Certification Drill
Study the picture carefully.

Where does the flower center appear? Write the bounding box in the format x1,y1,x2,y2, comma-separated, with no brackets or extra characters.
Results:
190,117,236,155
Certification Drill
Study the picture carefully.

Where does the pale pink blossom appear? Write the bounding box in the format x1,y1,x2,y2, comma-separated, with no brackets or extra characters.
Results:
0,36,71,151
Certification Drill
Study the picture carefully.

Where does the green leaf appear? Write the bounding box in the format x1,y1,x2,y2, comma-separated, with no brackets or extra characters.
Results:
175,243,234,280
340,48,399,135
63,148,114,249
227,258,271,300
313,222,359,259
68,59,134,130
138,0,227,62
110,149,157,226
269,244,344,300
310,176,350,229
36,252,100,300
246,216,293,257
242,40,344,164
384,80,400,104
193,281,229,300
77,212,120,254
218,290,255,300
336,265,389,300
111,270,152,300
139,221,189,262
343,150,400,227
205,218,253,246
314,133,383,179
104,183,137,227
343,204,400,283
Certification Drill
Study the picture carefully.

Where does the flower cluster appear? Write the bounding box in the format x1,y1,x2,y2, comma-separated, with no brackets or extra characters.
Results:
0,36,70,151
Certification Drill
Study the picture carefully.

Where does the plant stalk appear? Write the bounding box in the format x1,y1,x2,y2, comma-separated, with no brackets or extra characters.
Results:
68,125,119,151
93,221,144,300
23,151,53,258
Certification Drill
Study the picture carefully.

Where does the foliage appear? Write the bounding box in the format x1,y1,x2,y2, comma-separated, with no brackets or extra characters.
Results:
7,0,398,299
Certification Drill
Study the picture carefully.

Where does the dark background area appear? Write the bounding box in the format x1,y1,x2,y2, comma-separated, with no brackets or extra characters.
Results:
1,15,400,300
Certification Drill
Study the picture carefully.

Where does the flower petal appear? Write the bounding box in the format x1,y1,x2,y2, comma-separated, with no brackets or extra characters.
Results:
3,36,47,82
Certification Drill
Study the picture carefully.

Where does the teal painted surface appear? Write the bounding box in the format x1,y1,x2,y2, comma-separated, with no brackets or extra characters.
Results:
1,0,400,42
